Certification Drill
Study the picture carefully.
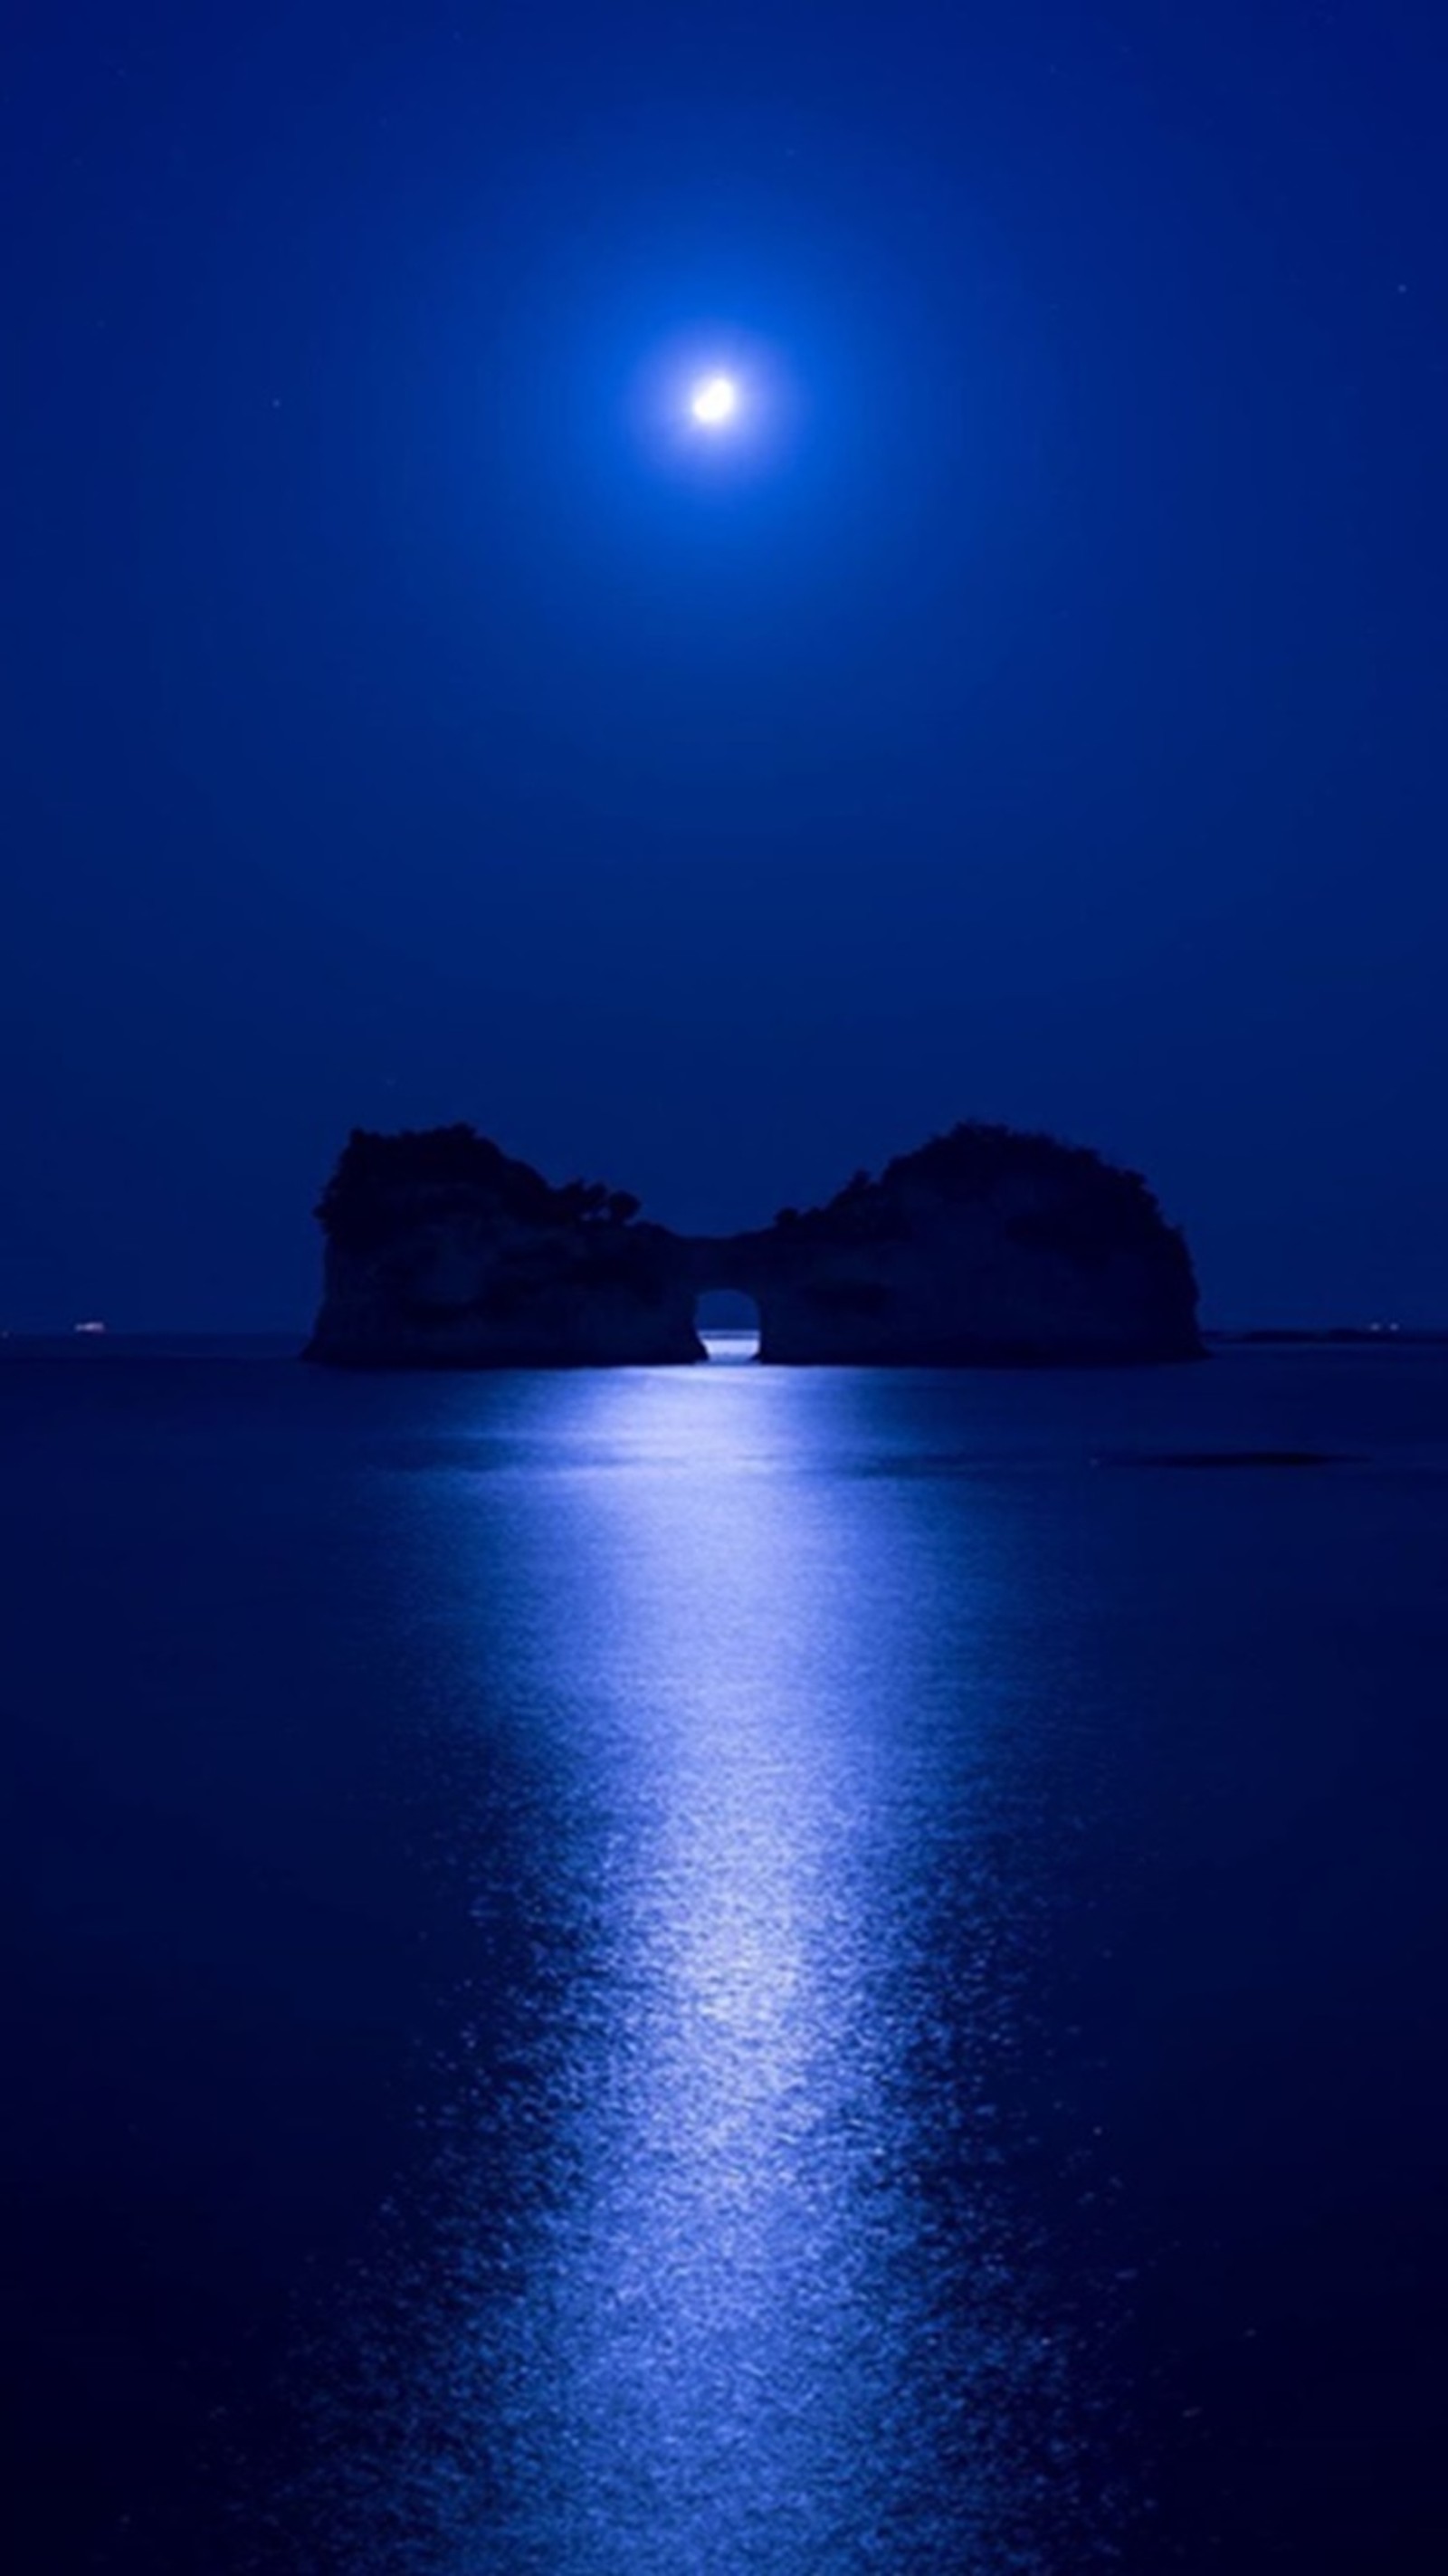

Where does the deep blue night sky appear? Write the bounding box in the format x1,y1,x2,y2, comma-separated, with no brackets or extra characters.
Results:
4,1,1446,1328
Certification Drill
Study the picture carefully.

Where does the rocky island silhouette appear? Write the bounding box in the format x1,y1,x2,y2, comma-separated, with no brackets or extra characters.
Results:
306,1121,1201,1367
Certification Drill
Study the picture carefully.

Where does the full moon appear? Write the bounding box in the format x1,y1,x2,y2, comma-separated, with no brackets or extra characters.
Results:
691,374,739,426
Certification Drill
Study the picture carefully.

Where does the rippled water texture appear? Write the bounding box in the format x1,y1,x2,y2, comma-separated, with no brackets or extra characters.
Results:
5,1349,1447,2572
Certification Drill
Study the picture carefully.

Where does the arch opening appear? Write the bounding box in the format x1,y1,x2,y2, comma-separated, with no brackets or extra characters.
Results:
694,1289,760,1364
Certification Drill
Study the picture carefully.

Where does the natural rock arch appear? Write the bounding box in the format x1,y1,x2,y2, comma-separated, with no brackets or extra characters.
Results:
306,1121,1202,1368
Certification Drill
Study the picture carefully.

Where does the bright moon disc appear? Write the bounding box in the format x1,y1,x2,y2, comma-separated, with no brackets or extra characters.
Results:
691,374,739,426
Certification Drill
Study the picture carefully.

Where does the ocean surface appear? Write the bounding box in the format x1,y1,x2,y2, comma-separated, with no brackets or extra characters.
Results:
4,1341,1446,2573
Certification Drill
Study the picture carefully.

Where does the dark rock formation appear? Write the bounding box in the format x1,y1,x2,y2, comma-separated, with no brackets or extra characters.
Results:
306,1126,699,1368
307,1121,1202,1368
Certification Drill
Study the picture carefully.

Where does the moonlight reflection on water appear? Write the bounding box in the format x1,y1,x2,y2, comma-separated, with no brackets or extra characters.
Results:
300,1368,1116,2573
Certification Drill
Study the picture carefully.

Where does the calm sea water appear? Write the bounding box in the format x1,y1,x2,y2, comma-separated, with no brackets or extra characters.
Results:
4,1345,1446,2573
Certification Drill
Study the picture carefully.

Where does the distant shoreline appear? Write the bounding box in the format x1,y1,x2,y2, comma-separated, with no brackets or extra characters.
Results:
0,1333,304,1357
2,1328,1446,1357
1207,1327,1448,1346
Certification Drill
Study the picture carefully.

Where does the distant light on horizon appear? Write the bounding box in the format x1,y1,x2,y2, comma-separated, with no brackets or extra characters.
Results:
690,374,739,426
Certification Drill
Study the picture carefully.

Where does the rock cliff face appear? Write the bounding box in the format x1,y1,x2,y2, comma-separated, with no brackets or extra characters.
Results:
307,1121,1202,1369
